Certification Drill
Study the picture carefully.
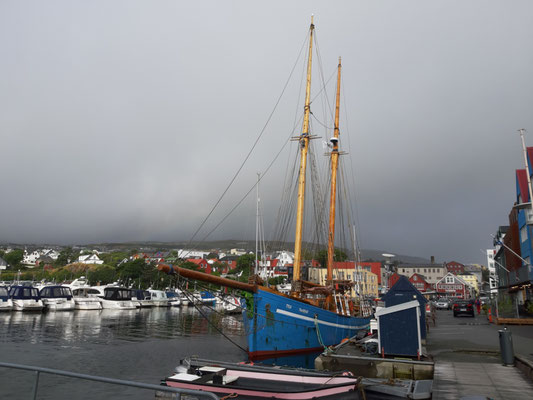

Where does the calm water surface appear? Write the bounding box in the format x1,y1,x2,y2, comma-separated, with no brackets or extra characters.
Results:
0,307,248,399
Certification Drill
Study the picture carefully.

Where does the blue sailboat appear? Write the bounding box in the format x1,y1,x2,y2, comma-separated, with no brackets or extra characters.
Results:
159,17,370,358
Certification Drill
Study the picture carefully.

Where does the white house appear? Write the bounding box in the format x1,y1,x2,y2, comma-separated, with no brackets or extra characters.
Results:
23,250,42,266
0,256,7,270
77,254,104,265
177,249,210,259
272,251,294,267
42,249,60,260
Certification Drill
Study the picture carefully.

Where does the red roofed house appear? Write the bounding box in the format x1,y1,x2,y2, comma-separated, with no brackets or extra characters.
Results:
186,258,211,274
445,261,465,275
409,273,432,292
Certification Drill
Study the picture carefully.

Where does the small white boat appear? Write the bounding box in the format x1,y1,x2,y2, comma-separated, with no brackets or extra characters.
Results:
69,287,103,310
165,291,181,307
0,286,13,311
132,289,155,308
222,295,242,314
8,285,44,311
100,287,137,310
175,289,190,305
147,289,169,307
39,285,75,311
65,277,103,310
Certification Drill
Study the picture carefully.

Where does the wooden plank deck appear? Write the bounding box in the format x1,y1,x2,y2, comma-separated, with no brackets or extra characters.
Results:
496,317,533,325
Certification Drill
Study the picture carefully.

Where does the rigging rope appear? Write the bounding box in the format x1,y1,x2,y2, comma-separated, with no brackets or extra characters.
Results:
182,31,311,257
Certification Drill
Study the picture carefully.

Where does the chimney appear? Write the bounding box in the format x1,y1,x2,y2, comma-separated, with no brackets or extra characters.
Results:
431,256,435,264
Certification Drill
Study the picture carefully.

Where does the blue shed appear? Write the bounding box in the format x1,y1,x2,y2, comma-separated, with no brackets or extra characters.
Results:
381,275,428,338
376,300,422,357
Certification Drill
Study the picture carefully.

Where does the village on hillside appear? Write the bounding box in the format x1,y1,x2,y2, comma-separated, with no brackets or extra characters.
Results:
0,245,489,300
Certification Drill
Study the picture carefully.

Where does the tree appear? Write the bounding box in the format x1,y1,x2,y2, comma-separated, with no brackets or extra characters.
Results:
55,247,78,267
89,265,117,285
315,249,347,267
235,253,256,282
100,251,129,267
4,249,23,268
180,261,201,271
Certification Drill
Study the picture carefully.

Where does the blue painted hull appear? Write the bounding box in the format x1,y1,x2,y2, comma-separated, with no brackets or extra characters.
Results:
243,288,370,358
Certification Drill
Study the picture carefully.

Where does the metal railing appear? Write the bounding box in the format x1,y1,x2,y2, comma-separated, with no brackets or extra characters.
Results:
0,361,219,400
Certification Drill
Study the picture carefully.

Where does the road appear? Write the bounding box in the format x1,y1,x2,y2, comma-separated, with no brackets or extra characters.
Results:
427,307,533,399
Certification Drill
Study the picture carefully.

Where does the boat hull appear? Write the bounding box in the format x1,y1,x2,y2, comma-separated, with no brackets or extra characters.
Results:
0,300,13,311
74,298,102,310
100,299,137,310
243,288,370,359
43,299,76,311
164,358,360,400
12,299,44,311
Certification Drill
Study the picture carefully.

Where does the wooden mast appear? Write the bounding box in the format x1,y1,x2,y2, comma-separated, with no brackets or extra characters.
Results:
325,58,342,309
292,16,315,292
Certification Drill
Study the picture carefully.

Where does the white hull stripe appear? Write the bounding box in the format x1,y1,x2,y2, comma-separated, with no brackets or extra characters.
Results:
276,309,368,330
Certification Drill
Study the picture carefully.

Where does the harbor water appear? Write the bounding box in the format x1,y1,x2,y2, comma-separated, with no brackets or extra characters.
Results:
0,307,248,399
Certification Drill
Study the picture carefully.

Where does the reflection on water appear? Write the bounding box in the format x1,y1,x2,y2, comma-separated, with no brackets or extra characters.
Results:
0,307,247,400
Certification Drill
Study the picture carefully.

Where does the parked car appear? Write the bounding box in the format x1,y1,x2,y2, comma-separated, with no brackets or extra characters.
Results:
435,299,450,310
452,299,475,317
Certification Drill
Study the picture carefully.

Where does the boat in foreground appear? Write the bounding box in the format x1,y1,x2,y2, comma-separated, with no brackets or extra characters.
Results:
8,285,44,311
0,286,13,311
100,287,137,310
163,358,361,400
39,285,75,311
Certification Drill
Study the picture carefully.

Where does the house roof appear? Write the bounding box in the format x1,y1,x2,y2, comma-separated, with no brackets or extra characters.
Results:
517,169,529,203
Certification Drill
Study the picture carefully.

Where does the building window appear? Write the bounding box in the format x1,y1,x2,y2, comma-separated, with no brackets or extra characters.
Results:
521,226,528,243
445,276,454,284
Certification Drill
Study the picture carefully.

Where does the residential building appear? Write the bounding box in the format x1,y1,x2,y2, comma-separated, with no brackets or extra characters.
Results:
177,249,210,259
186,258,211,274
77,254,104,265
307,262,379,298
513,165,533,305
0,256,7,270
445,261,465,275
457,273,479,295
396,263,447,286
435,273,474,299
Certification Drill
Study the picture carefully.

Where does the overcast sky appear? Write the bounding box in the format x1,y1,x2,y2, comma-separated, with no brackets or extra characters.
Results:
1,1,533,265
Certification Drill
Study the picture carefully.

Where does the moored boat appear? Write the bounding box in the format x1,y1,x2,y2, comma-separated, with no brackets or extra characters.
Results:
0,286,13,311
147,289,169,307
221,294,242,314
8,285,44,311
133,289,155,308
69,287,103,310
163,358,362,400
165,291,181,307
100,287,137,310
158,18,371,358
39,285,75,311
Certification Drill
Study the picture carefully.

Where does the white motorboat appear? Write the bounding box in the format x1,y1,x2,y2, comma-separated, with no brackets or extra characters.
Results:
0,286,13,311
65,277,103,310
100,287,138,310
165,291,181,307
39,285,75,311
69,287,103,310
132,289,155,308
8,285,44,311
222,295,242,314
175,289,190,305
147,289,169,307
